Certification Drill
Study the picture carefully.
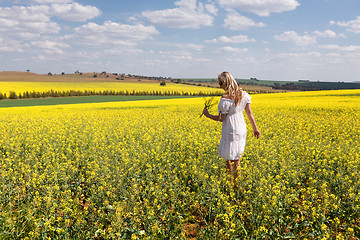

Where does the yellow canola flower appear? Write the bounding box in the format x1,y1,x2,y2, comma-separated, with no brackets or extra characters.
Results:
0,81,221,95
0,90,359,239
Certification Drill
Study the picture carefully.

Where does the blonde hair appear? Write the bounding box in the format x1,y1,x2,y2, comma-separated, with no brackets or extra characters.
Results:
218,71,243,106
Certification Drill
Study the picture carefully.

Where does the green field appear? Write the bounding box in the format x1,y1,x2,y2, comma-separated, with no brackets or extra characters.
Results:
0,95,194,108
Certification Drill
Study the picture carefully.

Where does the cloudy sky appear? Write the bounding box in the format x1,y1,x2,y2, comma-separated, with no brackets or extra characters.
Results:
0,0,360,81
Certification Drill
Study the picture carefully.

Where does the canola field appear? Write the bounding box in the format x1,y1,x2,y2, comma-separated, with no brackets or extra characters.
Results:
0,90,359,239
0,82,221,96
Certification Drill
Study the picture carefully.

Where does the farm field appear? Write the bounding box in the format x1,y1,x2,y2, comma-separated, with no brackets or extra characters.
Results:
0,72,282,96
0,81,221,96
0,90,359,239
0,71,155,83
0,95,196,108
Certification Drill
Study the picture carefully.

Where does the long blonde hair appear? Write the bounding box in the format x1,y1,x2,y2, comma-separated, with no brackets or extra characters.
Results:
218,72,243,106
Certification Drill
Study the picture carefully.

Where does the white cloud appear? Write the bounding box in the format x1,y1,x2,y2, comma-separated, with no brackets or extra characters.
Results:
196,57,212,63
49,2,101,22
274,31,317,46
274,52,322,65
104,48,144,56
176,43,204,51
318,44,339,50
32,0,72,3
159,50,193,61
277,51,321,58
218,46,249,54
65,21,159,47
325,52,341,57
22,21,60,34
313,30,345,38
207,34,256,43
0,5,51,23
141,0,215,29
205,3,218,15
340,45,360,51
0,6,61,38
72,51,101,59
174,0,197,9
319,44,360,52
0,38,23,52
0,1,100,43
0,18,19,28
217,0,300,16
142,59,170,67
223,11,266,30
0,3,100,24
28,40,70,54
331,16,360,34
274,30,346,48
32,55,47,61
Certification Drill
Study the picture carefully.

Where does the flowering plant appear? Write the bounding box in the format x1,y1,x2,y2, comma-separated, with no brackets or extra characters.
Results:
200,96,218,117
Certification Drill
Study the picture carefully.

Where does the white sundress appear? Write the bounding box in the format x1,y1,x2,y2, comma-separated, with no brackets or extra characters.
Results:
218,91,252,160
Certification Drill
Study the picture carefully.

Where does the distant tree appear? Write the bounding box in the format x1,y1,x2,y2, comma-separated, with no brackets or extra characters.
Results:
9,91,18,99
160,81,166,86
26,69,30,72
93,74,97,78
61,72,65,75
48,72,52,76
273,83,280,89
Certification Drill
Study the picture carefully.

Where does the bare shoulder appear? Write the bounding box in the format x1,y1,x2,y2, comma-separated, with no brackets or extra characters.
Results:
221,93,231,99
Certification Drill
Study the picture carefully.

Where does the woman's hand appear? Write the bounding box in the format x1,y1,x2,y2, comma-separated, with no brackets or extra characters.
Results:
253,128,261,139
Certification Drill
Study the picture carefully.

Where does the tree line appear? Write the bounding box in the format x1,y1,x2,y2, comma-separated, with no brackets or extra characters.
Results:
272,82,360,91
0,89,224,100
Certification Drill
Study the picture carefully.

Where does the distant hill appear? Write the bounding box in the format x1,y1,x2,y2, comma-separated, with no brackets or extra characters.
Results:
0,71,170,83
181,77,360,91
272,81,360,91
2,72,359,91
236,78,360,90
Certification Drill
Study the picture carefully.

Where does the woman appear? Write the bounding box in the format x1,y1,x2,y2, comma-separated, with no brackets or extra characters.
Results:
203,72,260,183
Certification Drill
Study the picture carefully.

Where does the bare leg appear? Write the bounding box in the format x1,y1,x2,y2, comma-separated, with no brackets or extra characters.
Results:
226,160,234,182
226,159,241,184
233,160,241,181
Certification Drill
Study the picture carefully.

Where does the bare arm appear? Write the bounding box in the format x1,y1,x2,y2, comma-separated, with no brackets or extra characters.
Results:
245,103,260,138
203,108,227,122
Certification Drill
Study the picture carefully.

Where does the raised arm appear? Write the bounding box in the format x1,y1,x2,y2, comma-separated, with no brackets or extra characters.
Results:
203,108,227,122
245,103,260,138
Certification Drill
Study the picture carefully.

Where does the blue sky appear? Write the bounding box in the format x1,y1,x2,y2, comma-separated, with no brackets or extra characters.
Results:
1,0,360,81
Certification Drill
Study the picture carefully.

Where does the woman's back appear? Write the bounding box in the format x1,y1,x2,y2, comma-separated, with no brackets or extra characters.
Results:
217,91,252,160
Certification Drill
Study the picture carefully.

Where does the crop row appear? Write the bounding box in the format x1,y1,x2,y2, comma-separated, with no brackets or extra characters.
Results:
0,89,224,100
